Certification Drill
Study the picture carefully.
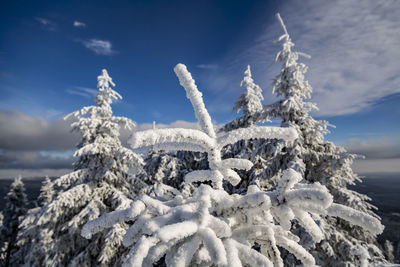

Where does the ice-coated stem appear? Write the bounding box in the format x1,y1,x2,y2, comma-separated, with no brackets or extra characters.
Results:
174,63,216,138
276,13,288,35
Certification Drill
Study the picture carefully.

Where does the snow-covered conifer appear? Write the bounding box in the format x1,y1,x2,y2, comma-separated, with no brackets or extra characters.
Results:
14,177,56,263
222,65,264,131
0,177,28,267
384,240,395,263
16,69,143,266
220,65,285,191
82,64,383,267
257,13,387,266
0,212,4,264
38,176,54,206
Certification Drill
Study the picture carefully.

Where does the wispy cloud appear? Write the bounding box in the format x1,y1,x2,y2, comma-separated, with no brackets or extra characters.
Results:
251,0,400,116
35,17,57,31
81,39,116,55
66,86,98,99
73,21,86,28
197,64,219,70
200,0,400,117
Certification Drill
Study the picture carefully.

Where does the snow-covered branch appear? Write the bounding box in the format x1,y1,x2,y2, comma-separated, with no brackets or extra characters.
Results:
129,64,297,189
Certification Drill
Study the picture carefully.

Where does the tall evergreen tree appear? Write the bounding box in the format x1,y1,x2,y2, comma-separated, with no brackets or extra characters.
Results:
222,65,264,131
38,176,55,206
15,69,143,266
0,177,28,267
220,66,285,191
260,14,386,266
14,177,54,266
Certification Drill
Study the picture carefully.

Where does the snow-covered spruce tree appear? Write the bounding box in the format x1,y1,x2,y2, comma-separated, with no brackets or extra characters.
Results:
220,65,285,192
16,69,143,267
384,240,395,263
257,13,386,266
0,177,28,267
38,176,55,206
0,210,3,261
81,63,383,267
222,65,264,132
13,176,56,265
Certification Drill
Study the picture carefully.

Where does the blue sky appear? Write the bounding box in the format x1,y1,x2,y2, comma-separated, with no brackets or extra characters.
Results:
1,0,399,177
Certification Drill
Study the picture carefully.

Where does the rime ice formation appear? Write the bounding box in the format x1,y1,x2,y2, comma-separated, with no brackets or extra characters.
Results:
82,64,382,267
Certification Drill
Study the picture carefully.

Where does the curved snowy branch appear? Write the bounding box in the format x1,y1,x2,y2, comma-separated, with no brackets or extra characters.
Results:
82,201,145,239
217,158,253,171
129,128,215,152
327,203,384,235
217,126,297,149
174,63,216,138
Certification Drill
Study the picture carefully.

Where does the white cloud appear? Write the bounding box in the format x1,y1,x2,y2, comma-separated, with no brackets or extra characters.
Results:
342,136,400,174
197,64,219,70
35,17,51,25
73,21,86,28
0,110,79,151
81,39,116,55
67,86,98,99
201,0,400,117
35,17,57,31
343,137,400,160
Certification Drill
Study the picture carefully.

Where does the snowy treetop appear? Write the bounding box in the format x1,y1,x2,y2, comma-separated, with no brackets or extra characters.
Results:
233,65,264,116
98,69,116,88
96,69,123,108
272,13,312,102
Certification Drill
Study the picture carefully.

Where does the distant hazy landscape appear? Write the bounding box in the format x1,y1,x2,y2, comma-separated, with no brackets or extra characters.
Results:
1,173,399,247
348,173,400,247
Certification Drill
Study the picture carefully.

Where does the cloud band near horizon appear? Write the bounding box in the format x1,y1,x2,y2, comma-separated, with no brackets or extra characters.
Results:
0,110,398,178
